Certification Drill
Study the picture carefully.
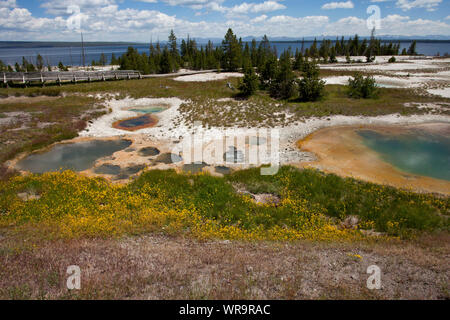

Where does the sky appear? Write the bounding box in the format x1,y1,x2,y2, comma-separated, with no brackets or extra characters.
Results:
0,0,449,42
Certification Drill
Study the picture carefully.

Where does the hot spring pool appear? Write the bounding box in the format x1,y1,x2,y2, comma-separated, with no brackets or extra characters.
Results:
113,115,158,131
358,128,450,181
17,139,132,173
129,106,166,114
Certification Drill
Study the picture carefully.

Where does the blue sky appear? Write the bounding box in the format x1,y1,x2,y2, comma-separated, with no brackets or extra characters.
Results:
0,0,449,41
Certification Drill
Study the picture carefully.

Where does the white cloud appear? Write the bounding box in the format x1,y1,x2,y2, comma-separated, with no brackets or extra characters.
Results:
154,0,285,14
323,14,450,36
396,0,442,12
160,0,225,9
41,0,116,15
251,1,286,13
322,1,354,9
0,1,449,41
251,14,268,23
0,0,16,8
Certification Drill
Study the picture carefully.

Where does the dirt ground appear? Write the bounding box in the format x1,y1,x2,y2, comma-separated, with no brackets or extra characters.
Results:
0,233,448,300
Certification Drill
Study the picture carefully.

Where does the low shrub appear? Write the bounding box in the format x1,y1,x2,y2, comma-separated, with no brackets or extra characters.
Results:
347,73,379,99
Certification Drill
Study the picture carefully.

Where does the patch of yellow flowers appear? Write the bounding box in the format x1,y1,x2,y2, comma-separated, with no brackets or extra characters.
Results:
0,171,366,241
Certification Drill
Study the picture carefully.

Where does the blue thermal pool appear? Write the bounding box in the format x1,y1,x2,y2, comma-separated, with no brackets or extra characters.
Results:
358,128,450,181
17,139,132,174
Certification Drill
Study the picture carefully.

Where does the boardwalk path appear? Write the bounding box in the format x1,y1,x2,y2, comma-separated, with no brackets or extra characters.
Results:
2,69,217,86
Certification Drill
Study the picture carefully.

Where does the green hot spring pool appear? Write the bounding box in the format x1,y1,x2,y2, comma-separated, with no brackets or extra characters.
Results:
358,127,450,181
17,139,132,173
129,106,166,114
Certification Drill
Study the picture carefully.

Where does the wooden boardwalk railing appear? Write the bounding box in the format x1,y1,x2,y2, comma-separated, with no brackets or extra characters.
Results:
2,70,141,87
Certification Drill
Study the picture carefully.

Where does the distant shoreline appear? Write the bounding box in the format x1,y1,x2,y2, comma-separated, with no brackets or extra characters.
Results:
0,41,142,49
0,39,449,49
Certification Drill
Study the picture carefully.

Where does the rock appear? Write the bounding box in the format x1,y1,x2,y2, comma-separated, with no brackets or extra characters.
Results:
253,194,281,207
360,229,384,237
17,192,41,201
340,215,359,229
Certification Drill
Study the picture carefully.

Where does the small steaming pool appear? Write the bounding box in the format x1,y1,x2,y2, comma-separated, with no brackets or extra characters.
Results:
129,106,166,114
17,139,132,174
112,115,158,131
358,128,450,181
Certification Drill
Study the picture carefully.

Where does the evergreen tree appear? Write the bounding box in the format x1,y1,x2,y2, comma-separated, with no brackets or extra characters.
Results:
22,57,35,72
180,39,188,62
205,40,217,69
270,50,296,100
329,47,337,63
242,42,252,70
58,61,68,71
407,41,417,55
99,53,107,66
238,66,259,97
319,40,330,63
160,47,174,74
334,37,342,56
296,61,325,102
310,38,318,59
0,60,6,72
350,34,360,56
366,27,376,63
222,28,242,71
259,55,278,89
111,53,119,65
250,39,258,67
294,49,304,70
168,30,180,70
36,54,44,71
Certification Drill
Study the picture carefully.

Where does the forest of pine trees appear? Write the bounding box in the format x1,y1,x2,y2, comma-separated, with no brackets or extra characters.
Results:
116,29,418,75
0,31,421,74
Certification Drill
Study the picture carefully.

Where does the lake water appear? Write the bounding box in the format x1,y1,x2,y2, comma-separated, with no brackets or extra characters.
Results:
17,139,132,173
1,41,449,67
358,128,450,181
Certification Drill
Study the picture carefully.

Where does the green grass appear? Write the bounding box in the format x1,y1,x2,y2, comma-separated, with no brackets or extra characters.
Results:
0,76,236,100
1,166,448,239
1,73,448,129
177,84,448,128
226,166,449,237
